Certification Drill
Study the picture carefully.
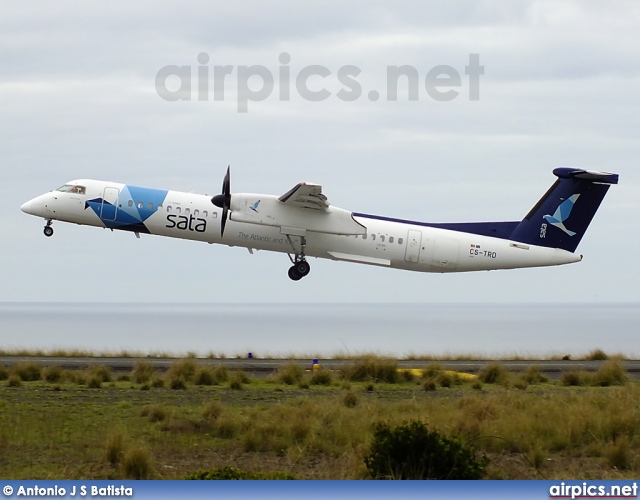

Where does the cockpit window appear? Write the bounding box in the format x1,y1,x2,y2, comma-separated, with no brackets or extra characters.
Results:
56,184,86,195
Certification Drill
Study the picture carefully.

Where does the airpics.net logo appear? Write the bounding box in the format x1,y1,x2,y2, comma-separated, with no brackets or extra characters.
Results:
155,52,484,112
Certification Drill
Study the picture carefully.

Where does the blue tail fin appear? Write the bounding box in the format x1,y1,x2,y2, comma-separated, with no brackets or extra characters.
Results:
509,168,619,252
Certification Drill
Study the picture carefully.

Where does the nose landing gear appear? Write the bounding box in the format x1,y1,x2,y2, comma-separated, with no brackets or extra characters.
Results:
43,220,54,237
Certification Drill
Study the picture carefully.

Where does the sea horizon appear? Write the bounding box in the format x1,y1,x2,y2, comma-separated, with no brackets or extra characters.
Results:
0,302,637,358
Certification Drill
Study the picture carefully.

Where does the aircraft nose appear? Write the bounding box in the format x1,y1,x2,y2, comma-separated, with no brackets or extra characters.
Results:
21,200,33,214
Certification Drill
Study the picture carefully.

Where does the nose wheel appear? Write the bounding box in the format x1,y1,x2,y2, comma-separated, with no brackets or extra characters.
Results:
43,220,54,237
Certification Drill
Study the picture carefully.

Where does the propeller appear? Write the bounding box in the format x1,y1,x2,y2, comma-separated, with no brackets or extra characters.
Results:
211,166,231,237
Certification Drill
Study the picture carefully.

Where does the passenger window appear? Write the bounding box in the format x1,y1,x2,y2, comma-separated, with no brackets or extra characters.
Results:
176,207,181,214
158,204,163,210
148,203,154,210
138,202,143,209
389,236,394,243
398,237,403,245
372,234,376,241
212,212,217,218
380,235,385,242
194,209,199,216
203,210,208,217
363,234,367,240
185,208,190,215
167,205,172,212
128,200,133,207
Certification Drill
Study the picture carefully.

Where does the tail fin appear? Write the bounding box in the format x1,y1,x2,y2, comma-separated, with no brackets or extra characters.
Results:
509,168,619,252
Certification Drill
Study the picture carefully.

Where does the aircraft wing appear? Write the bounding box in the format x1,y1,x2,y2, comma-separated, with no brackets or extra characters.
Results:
278,183,329,211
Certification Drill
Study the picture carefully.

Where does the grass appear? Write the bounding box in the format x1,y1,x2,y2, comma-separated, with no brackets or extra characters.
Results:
2,359,640,479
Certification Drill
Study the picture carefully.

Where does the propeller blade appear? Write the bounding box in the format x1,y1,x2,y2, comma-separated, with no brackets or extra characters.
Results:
211,165,231,237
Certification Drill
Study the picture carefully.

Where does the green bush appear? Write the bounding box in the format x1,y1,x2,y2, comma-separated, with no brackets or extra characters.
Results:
194,367,215,386
122,445,152,479
13,362,42,381
364,420,488,479
132,361,155,384
585,349,609,361
477,363,509,385
522,365,548,384
276,362,305,385
0,366,8,380
169,375,187,390
167,359,197,383
7,374,21,387
342,390,359,408
561,370,590,387
151,376,165,388
309,369,333,386
185,466,296,480
86,376,102,389
339,357,399,383
592,360,627,387
43,366,63,383
105,430,126,465
88,365,112,383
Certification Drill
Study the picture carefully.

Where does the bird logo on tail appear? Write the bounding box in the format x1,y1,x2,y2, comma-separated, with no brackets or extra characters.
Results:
543,194,580,236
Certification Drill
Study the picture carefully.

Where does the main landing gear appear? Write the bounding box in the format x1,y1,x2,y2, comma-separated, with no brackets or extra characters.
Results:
43,220,54,237
288,259,310,281
286,234,311,281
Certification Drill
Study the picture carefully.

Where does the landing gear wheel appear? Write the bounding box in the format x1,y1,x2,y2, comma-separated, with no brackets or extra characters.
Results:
295,261,310,277
43,226,54,237
288,266,302,281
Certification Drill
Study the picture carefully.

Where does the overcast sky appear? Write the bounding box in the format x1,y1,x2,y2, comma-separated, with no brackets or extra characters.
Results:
1,1,638,303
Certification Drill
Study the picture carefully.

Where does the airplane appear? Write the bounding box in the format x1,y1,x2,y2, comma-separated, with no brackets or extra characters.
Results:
20,167,618,281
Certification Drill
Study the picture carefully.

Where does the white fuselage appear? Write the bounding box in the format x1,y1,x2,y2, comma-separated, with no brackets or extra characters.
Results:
21,179,582,274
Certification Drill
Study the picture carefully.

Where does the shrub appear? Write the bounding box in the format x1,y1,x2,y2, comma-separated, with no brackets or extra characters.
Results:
423,380,437,391
185,466,296,480
132,361,155,384
422,364,443,379
592,360,627,387
339,357,399,383
151,377,165,388
6,374,21,387
477,363,509,385
229,371,250,389
212,366,229,383
140,404,169,423
586,349,609,361
276,362,305,385
310,370,333,386
88,365,112,383
522,365,548,384
167,359,197,383
343,390,359,408
364,420,488,479
122,445,152,479
13,362,42,381
560,370,590,387
43,366,63,383
87,376,102,389
105,430,126,465
194,367,215,386
202,401,223,421
606,438,631,470
0,366,8,380
169,375,187,390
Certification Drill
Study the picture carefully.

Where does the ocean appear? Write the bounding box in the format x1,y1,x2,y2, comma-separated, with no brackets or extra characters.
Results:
0,302,637,358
